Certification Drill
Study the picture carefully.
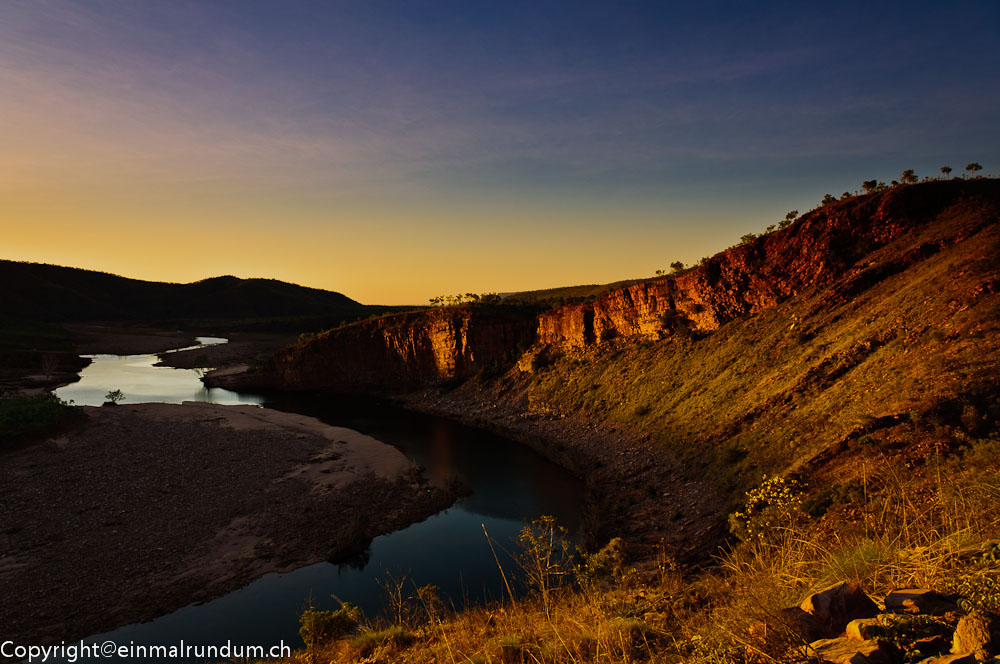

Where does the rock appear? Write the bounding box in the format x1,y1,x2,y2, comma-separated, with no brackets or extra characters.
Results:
913,635,954,657
808,637,894,663
749,607,825,651
781,606,826,641
925,653,977,664
801,581,880,637
952,611,996,661
846,617,886,640
886,589,959,615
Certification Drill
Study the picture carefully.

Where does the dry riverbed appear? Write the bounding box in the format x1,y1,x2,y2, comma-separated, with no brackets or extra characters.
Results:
0,402,456,646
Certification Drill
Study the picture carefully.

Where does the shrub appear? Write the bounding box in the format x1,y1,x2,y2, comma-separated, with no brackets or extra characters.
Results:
576,537,627,586
299,603,362,647
518,516,574,615
0,394,72,446
728,475,805,543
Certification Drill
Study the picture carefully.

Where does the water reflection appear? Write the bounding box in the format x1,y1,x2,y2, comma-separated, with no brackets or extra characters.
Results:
70,395,584,660
47,343,583,661
54,337,262,407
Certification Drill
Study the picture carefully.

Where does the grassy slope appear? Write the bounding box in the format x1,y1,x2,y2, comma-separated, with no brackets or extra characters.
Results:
527,192,1000,498
266,184,1000,663
276,433,999,664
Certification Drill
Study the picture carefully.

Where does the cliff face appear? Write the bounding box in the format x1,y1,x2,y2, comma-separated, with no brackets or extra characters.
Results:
537,180,993,348
268,307,536,392
269,179,998,391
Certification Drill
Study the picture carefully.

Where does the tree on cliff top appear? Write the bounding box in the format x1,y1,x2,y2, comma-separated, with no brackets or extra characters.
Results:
779,210,798,229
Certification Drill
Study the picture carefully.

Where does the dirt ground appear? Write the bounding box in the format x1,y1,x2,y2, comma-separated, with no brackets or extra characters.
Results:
66,324,198,355
0,402,455,646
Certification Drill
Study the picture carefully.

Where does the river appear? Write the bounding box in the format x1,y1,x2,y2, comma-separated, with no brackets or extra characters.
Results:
50,337,584,659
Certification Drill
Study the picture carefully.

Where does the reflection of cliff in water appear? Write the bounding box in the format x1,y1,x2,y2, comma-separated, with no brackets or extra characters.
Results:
72,392,584,659
264,393,583,530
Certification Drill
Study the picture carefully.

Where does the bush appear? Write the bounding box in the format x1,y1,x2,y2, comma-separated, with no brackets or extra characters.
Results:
576,537,627,586
518,516,574,615
0,394,72,446
728,475,805,543
299,603,362,647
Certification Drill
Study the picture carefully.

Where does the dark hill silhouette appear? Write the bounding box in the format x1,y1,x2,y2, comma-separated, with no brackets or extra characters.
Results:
0,261,365,321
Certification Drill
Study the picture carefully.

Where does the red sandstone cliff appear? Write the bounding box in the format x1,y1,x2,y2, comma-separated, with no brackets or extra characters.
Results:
266,306,536,392
536,180,996,348
255,179,998,391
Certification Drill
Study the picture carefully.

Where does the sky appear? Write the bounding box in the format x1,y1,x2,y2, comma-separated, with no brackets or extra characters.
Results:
2,1,998,304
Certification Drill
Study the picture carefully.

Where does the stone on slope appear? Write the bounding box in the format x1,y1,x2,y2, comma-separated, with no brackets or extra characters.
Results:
952,611,996,661
808,637,894,664
801,581,880,637
885,589,959,616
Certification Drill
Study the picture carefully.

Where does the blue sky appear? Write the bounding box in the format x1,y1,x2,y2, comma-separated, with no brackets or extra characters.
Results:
2,0,998,302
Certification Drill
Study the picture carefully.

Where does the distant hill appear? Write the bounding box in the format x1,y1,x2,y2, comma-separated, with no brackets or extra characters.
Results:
0,261,366,322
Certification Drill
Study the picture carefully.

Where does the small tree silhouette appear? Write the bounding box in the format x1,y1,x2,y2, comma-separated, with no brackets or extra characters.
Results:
900,169,918,184
104,389,125,405
966,162,983,178
821,194,837,206
669,261,685,273
862,179,879,194
941,166,952,179
778,210,798,229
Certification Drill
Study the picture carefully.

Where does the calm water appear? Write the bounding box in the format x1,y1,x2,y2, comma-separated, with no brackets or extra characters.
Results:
54,337,264,407
49,343,583,661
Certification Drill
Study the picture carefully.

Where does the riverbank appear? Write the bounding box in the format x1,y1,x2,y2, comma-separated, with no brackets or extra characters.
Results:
0,402,457,646
398,375,727,563
200,360,727,563
0,325,196,398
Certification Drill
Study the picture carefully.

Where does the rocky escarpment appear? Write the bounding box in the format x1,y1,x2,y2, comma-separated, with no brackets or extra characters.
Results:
261,306,537,392
236,179,998,393
537,180,998,349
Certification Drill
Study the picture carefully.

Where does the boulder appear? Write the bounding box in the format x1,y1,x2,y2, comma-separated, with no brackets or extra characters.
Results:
885,589,959,615
847,618,883,641
912,635,953,657
801,581,880,636
808,637,894,663
748,606,825,652
952,611,996,661
924,653,977,664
